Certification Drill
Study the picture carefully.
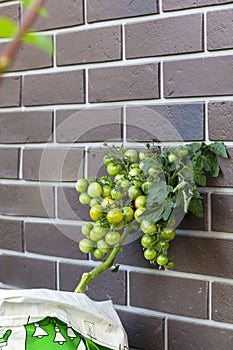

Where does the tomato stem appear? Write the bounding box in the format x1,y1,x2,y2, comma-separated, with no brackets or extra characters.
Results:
74,224,131,294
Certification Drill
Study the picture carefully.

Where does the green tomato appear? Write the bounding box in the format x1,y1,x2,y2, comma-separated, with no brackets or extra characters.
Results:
120,179,131,189
140,220,157,234
90,205,104,221
79,192,91,205
178,148,189,157
90,227,107,241
166,261,175,270
135,195,146,208
103,155,115,166
141,181,153,193
75,178,89,193
139,151,149,161
129,168,142,177
102,185,112,198
81,222,93,236
144,248,157,261
122,206,134,222
107,208,123,225
79,239,94,253
97,239,112,253
114,173,125,182
168,154,177,163
134,207,146,223
107,163,122,176
105,231,121,246
111,188,125,200
90,198,101,207
157,254,169,266
87,182,102,198
156,241,169,251
160,228,176,241
124,149,138,163
148,167,158,176
141,234,156,248
128,186,143,200
93,248,106,259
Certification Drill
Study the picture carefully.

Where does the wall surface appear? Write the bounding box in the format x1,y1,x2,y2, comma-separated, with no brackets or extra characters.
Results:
0,0,233,349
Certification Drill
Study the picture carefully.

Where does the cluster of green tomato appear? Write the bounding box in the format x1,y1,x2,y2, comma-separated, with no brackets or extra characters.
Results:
76,148,175,268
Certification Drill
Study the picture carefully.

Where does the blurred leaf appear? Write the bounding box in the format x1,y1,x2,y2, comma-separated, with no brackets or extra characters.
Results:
208,142,228,159
0,18,18,38
22,0,48,17
23,32,53,54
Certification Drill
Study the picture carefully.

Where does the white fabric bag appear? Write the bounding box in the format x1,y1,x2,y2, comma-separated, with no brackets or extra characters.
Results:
0,289,128,350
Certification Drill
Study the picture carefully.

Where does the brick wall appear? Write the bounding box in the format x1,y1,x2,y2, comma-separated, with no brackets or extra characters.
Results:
1,1,233,349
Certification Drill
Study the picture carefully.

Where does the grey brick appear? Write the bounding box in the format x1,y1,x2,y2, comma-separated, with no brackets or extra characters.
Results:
208,102,233,141
208,9,233,51
0,184,54,218
57,27,122,66
163,0,233,11
87,0,158,23
23,148,84,181
25,222,87,260
212,282,233,323
126,14,203,59
164,56,233,98
0,148,19,179
126,104,204,142
0,255,56,289
212,194,233,232
0,219,22,251
0,111,53,143
59,262,127,304
89,63,159,103
56,108,122,143
168,320,233,350
0,3,19,22
0,77,21,107
23,71,85,106
130,272,208,318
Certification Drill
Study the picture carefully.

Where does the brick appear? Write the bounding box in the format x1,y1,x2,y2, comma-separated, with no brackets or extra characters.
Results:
130,272,208,318
0,184,54,218
126,14,203,59
56,108,122,143
126,104,204,142
170,236,233,279
23,71,85,106
164,56,233,98
89,63,159,103
207,148,233,187
87,148,106,178
0,255,55,289
59,262,127,304
178,193,208,230
0,148,19,179
116,238,150,269
0,219,22,251
208,102,233,141
0,3,19,22
0,40,52,72
117,310,164,350
0,111,53,143
212,282,233,323
57,27,122,66
163,0,233,11
87,0,158,23
30,0,83,31
24,222,87,260
168,319,233,350
57,186,90,221
212,194,233,232
0,77,21,107
23,148,84,181
208,9,233,51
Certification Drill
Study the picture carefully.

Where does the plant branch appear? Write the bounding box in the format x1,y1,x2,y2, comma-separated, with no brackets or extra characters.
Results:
0,0,45,73
74,225,131,293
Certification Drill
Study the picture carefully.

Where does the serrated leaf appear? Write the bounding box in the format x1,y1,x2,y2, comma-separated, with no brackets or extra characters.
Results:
145,177,168,208
193,166,206,186
186,142,202,156
140,204,165,223
0,18,17,38
208,142,228,158
188,198,204,218
163,199,175,221
23,32,53,54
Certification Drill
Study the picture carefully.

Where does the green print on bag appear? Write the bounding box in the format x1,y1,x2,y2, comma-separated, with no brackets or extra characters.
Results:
24,317,112,350
0,330,12,347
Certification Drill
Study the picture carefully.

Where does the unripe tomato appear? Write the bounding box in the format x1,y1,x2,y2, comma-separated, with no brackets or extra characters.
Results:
105,231,121,246
114,173,125,182
122,206,134,222
135,195,146,208
79,192,91,205
107,163,122,176
90,205,104,221
87,182,102,198
97,239,111,253
124,149,138,163
178,148,188,157
156,240,169,251
141,234,156,248
139,151,149,161
166,261,174,270
79,239,94,253
101,197,115,209
111,188,124,200
157,254,169,266
129,168,141,177
168,154,177,163
90,198,101,207
144,248,157,261
75,178,88,193
120,179,130,189
93,248,106,259
160,228,176,241
141,220,157,234
81,222,93,236
102,185,112,198
103,155,115,166
141,181,153,193
134,207,146,223
128,186,143,200
90,227,106,241
107,208,123,225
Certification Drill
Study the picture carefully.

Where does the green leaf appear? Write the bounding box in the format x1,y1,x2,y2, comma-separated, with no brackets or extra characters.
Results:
186,142,202,156
145,177,168,208
193,166,206,186
22,0,48,17
208,142,228,158
188,198,204,218
163,199,175,221
23,32,53,54
0,18,18,38
140,204,165,223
